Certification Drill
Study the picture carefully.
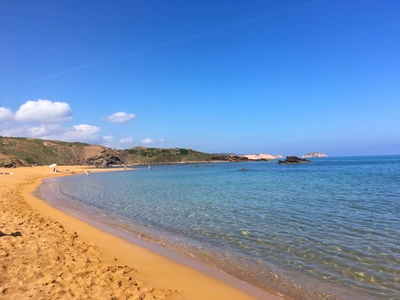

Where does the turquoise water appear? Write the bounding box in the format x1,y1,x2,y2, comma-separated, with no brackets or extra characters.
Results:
36,156,400,299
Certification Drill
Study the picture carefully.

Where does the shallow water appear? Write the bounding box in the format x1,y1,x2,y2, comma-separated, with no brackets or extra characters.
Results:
35,156,400,299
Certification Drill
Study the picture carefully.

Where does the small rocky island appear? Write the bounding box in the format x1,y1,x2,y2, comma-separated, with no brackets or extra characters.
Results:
302,152,328,158
277,156,311,164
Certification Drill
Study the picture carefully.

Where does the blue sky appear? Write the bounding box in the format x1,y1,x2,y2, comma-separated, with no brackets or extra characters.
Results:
1,0,399,156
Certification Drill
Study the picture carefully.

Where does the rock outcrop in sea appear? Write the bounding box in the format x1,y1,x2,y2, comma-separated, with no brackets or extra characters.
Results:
277,156,311,164
302,152,328,158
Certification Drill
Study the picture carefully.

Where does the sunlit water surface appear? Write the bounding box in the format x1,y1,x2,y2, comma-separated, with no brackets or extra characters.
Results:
35,156,400,299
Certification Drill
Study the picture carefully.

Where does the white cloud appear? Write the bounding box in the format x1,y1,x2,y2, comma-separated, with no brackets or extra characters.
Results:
103,135,114,143
120,137,133,143
61,124,101,143
73,124,100,134
28,125,54,137
1,101,143,148
0,123,64,138
15,99,72,123
10,124,101,144
159,138,165,143
0,107,14,121
106,112,136,124
0,125,26,137
141,138,154,145
102,135,114,147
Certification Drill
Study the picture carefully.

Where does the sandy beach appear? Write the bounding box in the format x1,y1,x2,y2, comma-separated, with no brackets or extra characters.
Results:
0,166,280,299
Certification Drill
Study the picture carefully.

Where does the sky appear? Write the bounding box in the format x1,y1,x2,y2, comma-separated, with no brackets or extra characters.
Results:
1,0,399,157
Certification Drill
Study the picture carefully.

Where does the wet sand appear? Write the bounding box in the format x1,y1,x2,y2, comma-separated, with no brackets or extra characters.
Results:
0,166,282,299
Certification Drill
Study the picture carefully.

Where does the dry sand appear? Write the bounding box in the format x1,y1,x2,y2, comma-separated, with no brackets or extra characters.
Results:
0,166,281,299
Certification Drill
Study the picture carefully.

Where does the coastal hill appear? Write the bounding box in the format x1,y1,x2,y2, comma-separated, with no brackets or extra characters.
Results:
0,136,277,167
0,136,217,167
302,152,328,158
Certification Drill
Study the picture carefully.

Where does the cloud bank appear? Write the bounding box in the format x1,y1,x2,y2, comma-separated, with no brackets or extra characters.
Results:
0,100,157,149
0,100,102,144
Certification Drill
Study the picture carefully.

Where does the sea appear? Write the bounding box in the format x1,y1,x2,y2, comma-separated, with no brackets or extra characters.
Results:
34,156,400,300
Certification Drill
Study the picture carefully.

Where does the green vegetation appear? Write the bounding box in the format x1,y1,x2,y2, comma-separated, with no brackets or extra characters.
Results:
126,147,191,158
179,149,189,155
0,136,215,167
128,149,138,154
24,157,36,165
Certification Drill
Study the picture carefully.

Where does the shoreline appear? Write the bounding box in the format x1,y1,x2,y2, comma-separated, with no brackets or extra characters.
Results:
0,166,281,299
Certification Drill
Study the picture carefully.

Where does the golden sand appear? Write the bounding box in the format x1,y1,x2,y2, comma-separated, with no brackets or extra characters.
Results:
0,166,280,299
